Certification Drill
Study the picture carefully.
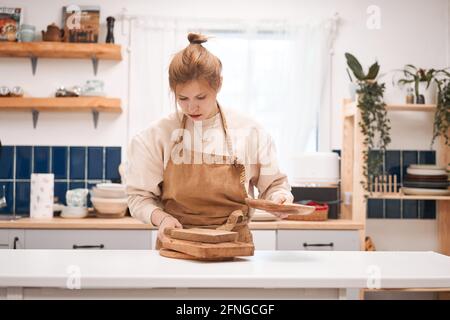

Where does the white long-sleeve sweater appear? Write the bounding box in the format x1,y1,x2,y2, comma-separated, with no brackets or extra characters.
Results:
126,107,294,225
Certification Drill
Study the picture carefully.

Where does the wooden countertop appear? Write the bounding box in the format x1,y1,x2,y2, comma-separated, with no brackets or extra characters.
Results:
0,215,363,230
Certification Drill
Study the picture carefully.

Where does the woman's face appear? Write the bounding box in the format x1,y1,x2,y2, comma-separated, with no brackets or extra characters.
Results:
175,79,220,121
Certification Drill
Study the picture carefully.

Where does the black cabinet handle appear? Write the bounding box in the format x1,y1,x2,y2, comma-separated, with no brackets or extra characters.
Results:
72,244,105,249
303,242,334,248
13,237,19,249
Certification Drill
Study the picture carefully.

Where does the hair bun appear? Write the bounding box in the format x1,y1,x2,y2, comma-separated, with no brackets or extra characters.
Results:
188,32,208,45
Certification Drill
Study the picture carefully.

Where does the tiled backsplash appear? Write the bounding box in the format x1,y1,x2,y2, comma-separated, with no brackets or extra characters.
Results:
366,150,437,219
0,145,121,215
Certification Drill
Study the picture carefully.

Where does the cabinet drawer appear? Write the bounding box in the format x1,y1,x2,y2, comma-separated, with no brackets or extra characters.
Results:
277,230,360,251
252,230,276,250
0,230,9,249
0,229,24,249
25,230,152,250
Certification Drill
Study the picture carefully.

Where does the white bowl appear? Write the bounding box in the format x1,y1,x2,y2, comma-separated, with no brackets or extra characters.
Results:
61,206,88,219
90,187,127,199
91,197,128,216
96,183,126,191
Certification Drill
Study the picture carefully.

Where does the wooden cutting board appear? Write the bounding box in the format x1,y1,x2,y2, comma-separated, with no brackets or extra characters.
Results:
245,198,316,215
159,248,235,261
166,227,238,243
161,237,254,259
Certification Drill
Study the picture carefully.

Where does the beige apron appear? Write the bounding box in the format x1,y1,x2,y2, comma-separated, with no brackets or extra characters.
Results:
156,104,253,248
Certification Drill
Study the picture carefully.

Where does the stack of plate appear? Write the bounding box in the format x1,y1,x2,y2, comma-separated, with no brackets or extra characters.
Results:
90,183,128,218
403,165,450,196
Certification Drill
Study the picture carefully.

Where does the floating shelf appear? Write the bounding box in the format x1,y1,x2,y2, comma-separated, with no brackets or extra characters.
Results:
0,42,122,75
343,100,437,118
368,192,450,201
0,97,122,128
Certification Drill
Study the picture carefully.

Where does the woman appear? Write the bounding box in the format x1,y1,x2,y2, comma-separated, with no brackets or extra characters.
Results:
127,33,294,247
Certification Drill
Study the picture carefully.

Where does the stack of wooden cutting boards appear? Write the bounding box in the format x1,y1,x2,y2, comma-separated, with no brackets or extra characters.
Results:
160,227,255,261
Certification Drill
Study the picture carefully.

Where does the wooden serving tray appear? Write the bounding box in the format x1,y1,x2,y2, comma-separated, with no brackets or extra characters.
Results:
166,228,238,243
245,198,316,215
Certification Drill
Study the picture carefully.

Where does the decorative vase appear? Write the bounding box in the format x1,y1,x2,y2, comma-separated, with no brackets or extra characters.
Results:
416,81,437,104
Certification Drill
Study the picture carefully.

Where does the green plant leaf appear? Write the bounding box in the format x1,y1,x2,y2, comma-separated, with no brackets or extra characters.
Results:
345,53,366,81
366,62,380,80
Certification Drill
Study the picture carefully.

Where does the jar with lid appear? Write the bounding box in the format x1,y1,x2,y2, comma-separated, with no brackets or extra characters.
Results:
406,87,414,104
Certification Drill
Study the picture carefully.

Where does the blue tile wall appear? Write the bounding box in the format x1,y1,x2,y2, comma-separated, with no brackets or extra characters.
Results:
364,149,437,220
16,146,32,179
52,147,68,180
0,145,121,215
69,147,86,180
106,147,121,181
88,147,103,180
0,146,14,179
34,146,50,174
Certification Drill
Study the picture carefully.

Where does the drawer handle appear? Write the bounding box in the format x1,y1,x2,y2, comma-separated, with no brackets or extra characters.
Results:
13,237,19,249
73,244,105,249
303,242,334,248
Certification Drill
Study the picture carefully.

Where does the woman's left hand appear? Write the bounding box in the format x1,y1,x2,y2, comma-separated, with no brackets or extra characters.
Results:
266,194,290,219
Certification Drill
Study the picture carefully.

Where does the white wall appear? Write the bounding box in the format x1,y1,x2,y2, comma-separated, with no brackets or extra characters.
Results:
0,0,448,252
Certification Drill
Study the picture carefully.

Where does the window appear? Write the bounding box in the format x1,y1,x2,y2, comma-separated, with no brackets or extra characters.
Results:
205,30,318,157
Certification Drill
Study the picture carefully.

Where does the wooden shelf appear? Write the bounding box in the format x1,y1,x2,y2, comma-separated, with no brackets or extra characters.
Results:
0,42,122,60
368,193,450,201
341,98,450,256
0,97,121,112
343,100,437,118
0,42,122,75
0,97,121,128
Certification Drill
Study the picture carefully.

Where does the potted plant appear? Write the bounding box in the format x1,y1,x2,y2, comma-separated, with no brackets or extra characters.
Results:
431,71,450,147
345,53,391,193
396,65,441,104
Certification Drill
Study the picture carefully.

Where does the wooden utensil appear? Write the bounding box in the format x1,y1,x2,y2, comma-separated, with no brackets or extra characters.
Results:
161,237,254,259
165,227,238,243
245,198,316,215
159,248,235,261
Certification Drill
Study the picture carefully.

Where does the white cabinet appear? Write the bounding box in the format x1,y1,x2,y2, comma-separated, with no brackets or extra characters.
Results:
0,229,25,249
25,230,152,250
252,230,276,250
277,230,360,251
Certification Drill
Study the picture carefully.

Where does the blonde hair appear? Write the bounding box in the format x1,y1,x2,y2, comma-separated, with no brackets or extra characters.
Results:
168,33,222,92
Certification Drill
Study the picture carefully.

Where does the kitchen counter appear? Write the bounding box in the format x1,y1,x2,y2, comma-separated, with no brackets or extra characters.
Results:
0,250,449,299
0,215,364,230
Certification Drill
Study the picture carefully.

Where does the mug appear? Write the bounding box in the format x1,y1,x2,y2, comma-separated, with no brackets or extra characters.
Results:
19,24,36,42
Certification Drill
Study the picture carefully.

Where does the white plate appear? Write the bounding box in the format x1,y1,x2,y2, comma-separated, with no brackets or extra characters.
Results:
96,183,126,191
402,187,450,196
409,164,446,170
406,168,448,176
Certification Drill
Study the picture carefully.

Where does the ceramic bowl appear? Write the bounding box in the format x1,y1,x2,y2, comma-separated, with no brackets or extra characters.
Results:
91,197,128,216
90,187,127,199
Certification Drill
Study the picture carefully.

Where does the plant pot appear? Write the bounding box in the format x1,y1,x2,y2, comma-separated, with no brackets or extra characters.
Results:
416,81,437,104
348,83,357,101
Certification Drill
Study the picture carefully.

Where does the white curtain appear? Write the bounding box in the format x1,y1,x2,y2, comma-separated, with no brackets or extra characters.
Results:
126,15,338,177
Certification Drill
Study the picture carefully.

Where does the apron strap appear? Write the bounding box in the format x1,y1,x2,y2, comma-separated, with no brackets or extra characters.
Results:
175,103,239,165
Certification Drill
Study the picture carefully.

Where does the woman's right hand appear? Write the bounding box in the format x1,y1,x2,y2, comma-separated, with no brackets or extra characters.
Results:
152,209,183,244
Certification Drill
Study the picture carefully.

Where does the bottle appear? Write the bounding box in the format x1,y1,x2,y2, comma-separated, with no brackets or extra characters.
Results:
406,87,414,104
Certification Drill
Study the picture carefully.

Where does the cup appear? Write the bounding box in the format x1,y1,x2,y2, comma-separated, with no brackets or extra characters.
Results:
19,24,36,42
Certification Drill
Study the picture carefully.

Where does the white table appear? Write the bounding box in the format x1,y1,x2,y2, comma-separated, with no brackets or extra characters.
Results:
0,250,449,300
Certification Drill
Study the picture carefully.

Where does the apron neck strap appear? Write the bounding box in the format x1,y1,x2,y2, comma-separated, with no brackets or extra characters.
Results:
176,103,238,163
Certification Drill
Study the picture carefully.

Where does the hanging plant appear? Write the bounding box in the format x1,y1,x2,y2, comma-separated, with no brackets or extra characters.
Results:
431,72,450,147
345,52,391,193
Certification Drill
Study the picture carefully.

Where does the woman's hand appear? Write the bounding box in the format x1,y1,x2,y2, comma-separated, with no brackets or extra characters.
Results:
266,194,290,219
152,209,183,244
